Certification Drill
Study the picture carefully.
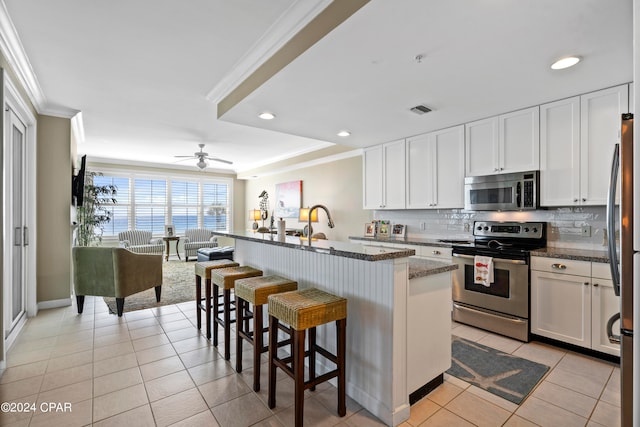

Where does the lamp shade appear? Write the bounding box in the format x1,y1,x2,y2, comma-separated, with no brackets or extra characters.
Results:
299,207,318,222
250,209,262,221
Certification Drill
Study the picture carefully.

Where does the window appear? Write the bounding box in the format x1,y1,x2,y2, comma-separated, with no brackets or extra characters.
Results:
89,168,232,238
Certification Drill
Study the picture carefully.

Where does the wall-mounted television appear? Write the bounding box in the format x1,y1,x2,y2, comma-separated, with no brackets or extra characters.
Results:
72,155,86,207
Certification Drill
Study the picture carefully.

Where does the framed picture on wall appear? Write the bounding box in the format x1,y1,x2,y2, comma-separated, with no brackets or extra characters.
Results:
275,180,302,218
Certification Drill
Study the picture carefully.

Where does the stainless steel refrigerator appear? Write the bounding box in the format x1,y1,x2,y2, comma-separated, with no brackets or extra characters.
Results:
606,113,634,427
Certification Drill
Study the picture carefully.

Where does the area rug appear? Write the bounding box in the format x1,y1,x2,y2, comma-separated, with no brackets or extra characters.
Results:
104,260,195,314
447,336,550,404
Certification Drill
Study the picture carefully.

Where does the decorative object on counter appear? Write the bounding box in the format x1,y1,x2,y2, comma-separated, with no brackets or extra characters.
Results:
275,180,302,218
302,204,335,246
364,222,375,237
276,218,286,242
392,224,406,239
249,209,261,230
377,220,390,238
447,336,549,404
299,206,319,237
257,190,270,233
164,224,174,237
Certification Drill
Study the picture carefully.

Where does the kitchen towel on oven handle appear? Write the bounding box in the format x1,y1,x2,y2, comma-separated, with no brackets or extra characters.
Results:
474,255,494,287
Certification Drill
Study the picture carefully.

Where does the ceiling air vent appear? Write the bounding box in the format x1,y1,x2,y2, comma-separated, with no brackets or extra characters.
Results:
410,104,432,115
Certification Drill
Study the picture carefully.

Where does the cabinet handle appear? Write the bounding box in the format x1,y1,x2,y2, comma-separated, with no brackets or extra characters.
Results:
582,198,586,202
494,168,499,172
551,263,567,270
432,250,441,255
584,282,590,286
593,283,599,287
574,198,579,203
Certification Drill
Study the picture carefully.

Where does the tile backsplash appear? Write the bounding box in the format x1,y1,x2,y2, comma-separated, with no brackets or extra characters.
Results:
374,206,613,250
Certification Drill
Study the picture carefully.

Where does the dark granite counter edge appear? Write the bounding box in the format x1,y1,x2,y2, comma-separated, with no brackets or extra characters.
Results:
408,259,458,280
213,231,415,262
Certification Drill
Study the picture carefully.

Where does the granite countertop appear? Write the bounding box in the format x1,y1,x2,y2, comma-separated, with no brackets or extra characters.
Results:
213,230,415,262
349,235,472,248
408,258,458,280
531,247,611,263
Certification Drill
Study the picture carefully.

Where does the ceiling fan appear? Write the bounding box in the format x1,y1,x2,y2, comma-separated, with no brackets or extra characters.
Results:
174,144,233,169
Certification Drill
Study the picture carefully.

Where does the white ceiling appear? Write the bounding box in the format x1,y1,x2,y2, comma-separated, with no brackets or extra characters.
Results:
2,0,633,174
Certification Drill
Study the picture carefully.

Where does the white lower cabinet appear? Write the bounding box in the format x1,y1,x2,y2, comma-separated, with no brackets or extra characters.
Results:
531,257,620,356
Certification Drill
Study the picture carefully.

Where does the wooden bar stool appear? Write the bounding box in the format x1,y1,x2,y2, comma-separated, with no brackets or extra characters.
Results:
234,275,298,391
194,259,239,339
267,288,347,426
210,266,263,360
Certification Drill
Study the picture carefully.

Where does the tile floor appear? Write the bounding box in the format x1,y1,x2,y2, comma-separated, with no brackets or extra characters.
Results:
0,296,621,426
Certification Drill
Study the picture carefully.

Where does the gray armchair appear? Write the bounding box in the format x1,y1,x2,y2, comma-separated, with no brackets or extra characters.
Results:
72,247,163,316
118,230,163,254
183,228,218,261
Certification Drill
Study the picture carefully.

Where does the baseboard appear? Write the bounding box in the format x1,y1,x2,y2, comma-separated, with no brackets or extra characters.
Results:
409,374,444,405
38,298,72,310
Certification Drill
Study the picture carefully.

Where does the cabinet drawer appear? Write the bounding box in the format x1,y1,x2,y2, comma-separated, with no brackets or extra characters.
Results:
591,262,613,280
419,246,452,260
531,257,591,276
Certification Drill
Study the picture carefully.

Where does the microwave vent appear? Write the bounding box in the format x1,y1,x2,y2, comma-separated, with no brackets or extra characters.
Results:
410,104,432,115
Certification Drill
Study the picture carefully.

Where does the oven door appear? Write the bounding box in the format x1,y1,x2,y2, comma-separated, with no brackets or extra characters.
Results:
452,253,529,318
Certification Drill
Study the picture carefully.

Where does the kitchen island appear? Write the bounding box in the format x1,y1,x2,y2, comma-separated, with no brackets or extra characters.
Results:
212,231,456,426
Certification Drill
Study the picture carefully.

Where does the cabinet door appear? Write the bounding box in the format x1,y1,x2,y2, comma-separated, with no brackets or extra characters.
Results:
382,139,406,209
580,84,629,205
531,270,591,348
363,146,384,209
591,278,621,356
433,125,465,208
406,134,433,209
465,117,499,176
499,107,540,173
540,97,581,206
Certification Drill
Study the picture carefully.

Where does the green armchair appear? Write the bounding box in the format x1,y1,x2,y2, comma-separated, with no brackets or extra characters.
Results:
72,247,163,316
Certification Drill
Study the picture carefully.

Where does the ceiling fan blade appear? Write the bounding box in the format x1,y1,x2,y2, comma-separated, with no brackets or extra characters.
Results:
208,157,233,165
174,155,195,158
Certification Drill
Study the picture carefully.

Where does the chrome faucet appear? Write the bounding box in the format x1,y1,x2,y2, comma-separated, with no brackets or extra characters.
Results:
307,204,335,246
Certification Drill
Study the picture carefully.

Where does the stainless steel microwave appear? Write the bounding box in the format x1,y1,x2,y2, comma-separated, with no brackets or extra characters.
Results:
464,171,539,211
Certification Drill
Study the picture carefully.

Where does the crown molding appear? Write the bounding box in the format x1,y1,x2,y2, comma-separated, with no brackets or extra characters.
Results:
206,0,332,103
0,1,77,118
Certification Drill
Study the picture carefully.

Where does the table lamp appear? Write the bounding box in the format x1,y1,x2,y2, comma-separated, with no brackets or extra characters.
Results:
249,209,261,230
299,207,318,237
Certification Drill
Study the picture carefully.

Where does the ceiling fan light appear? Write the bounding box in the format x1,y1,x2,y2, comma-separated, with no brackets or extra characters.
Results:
259,112,275,120
337,130,350,137
551,56,580,70
196,158,208,169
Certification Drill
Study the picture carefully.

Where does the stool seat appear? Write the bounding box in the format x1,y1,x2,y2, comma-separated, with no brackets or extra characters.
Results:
235,275,299,306
268,288,347,330
235,275,298,392
211,266,263,290
194,259,239,340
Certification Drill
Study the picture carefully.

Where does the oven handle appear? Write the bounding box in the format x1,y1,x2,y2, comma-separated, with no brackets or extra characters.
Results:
452,253,527,265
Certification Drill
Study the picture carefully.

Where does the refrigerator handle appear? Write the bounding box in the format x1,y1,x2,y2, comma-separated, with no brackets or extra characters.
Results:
606,143,620,296
606,312,621,344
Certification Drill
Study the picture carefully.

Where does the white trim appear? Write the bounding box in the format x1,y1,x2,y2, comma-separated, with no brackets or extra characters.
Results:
86,156,237,175
37,298,72,310
237,148,362,179
206,0,331,103
71,111,85,144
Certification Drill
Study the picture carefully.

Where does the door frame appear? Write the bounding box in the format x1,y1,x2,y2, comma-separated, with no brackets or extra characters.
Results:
2,72,37,357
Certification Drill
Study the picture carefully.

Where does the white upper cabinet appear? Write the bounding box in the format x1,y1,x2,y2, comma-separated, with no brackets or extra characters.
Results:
580,84,629,205
540,96,581,206
363,139,406,209
540,84,629,206
465,106,539,176
406,125,464,209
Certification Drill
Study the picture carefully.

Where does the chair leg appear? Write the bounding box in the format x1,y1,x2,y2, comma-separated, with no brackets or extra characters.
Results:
76,295,85,314
268,315,278,409
116,298,125,317
253,304,263,392
213,284,219,346
337,318,347,417
154,286,162,302
309,326,316,392
293,328,306,427
205,279,212,340
223,289,231,360
195,276,202,330
235,295,244,373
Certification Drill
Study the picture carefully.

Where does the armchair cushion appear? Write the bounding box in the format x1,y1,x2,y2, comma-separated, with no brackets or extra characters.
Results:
72,247,163,316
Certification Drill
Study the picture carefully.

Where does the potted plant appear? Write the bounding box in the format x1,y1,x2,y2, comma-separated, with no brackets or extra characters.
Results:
75,171,118,246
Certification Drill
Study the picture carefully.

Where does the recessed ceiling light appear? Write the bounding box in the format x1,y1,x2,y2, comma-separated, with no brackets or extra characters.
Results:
258,112,275,120
551,56,581,70
337,130,351,137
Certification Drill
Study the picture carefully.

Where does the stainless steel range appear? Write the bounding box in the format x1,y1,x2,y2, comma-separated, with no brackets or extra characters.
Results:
451,221,546,342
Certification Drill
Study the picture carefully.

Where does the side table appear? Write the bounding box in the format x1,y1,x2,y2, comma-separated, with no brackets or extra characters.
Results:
162,236,181,261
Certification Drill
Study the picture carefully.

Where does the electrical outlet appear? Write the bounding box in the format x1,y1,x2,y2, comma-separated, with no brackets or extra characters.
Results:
581,225,591,237
420,221,426,231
